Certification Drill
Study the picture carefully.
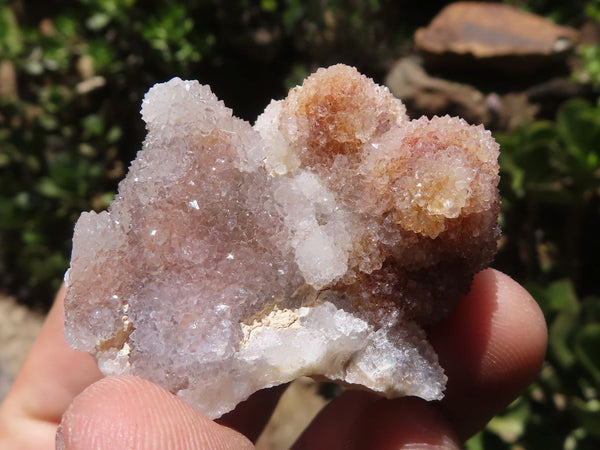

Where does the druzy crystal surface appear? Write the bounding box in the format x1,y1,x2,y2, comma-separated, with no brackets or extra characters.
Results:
64,64,500,418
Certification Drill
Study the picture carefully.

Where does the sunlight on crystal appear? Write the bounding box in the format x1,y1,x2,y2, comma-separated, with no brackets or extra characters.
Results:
64,64,500,419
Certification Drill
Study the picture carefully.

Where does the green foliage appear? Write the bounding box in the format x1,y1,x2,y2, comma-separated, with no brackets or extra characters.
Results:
503,0,590,24
496,98,600,288
0,4,22,58
575,0,600,88
0,81,122,301
141,4,201,65
577,45,600,89
468,281,600,448
486,97,600,448
578,0,600,90
478,5,600,432
585,0,600,23
1,0,432,306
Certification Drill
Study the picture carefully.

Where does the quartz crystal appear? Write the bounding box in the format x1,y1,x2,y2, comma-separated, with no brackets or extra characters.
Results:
64,64,500,419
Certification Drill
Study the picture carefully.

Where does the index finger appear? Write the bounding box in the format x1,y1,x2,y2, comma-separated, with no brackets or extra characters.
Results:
1,285,102,425
429,268,547,439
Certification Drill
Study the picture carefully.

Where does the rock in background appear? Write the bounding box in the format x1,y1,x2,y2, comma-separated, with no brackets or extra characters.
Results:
386,1,594,132
414,1,579,76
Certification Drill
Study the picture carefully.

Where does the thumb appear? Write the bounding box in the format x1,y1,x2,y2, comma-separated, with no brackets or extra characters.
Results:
56,375,253,450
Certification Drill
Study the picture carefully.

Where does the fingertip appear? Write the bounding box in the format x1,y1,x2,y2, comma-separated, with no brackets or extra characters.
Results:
349,397,460,450
59,376,253,450
430,268,547,439
293,392,460,450
292,391,379,450
485,269,547,381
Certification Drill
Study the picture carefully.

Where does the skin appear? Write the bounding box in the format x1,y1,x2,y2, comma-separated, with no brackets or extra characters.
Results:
0,268,547,449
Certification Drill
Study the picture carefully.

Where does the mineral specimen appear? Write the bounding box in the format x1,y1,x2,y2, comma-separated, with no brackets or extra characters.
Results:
64,64,500,419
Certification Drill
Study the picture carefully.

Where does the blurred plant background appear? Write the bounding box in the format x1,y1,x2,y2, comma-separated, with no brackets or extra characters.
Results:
0,0,599,448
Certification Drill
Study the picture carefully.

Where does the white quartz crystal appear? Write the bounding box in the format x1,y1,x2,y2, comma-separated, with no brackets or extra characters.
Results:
64,65,500,418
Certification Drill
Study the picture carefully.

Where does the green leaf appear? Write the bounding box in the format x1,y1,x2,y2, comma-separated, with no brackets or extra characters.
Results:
0,151,9,167
86,13,111,30
87,39,120,73
282,0,304,30
545,280,579,315
569,397,600,439
22,229,43,245
0,5,23,59
37,113,59,131
261,0,277,12
54,14,79,39
574,324,600,384
486,397,530,442
36,177,63,198
13,192,30,209
556,98,600,179
464,431,484,450
98,191,114,209
581,296,600,323
549,312,577,369
106,126,122,144
283,63,310,90
81,114,105,136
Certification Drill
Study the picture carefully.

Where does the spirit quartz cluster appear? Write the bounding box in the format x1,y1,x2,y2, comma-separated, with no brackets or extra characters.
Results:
64,64,500,418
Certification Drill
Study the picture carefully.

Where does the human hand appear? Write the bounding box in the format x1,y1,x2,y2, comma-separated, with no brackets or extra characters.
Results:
0,268,546,449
